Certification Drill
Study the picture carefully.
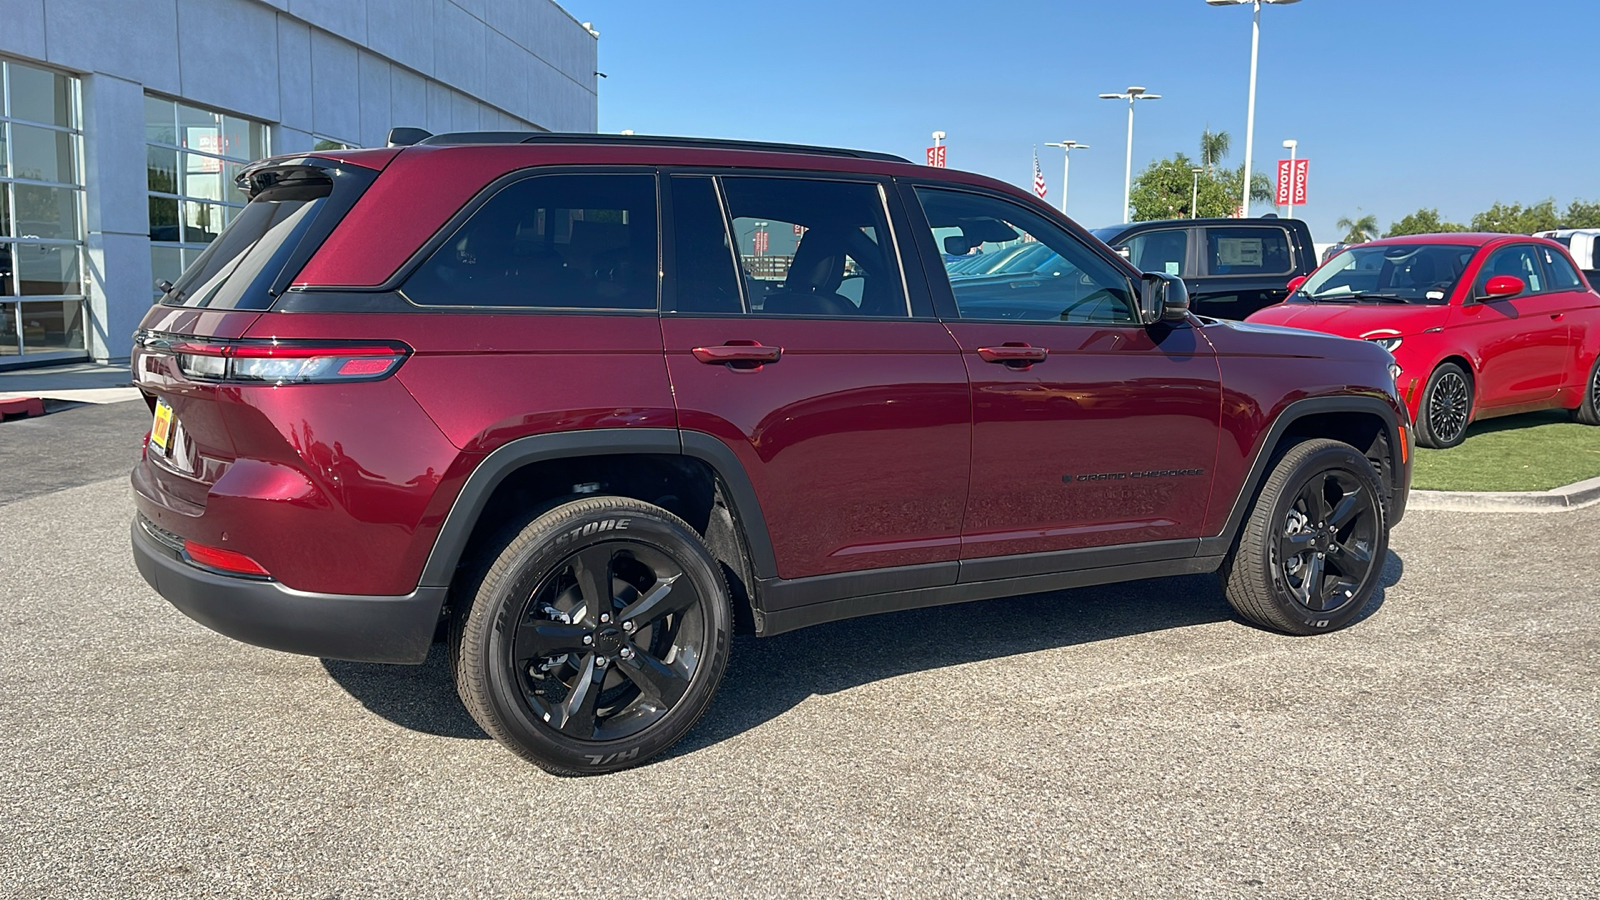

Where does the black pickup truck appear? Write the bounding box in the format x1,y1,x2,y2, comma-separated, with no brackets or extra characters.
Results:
1090,217,1317,320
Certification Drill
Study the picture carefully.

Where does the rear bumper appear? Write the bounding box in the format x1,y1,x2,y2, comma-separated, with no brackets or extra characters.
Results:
131,516,446,664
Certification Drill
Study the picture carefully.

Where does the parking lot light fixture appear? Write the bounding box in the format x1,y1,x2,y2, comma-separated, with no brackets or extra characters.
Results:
1282,138,1298,217
1191,166,1205,219
1100,86,1160,224
1205,0,1303,217
1043,140,1089,215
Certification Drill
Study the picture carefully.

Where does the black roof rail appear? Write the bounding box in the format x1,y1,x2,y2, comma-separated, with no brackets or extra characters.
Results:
399,129,909,163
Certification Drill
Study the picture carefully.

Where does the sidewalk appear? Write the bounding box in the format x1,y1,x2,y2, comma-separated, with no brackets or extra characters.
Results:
0,362,141,407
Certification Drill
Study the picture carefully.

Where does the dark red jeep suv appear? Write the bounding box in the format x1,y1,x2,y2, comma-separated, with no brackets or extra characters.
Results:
131,131,1411,774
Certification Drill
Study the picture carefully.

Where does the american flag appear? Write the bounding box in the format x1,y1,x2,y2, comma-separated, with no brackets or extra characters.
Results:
1032,148,1048,200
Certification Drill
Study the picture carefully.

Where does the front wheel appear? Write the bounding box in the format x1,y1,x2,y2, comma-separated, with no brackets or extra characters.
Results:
454,497,731,775
1415,362,1473,449
1220,439,1389,635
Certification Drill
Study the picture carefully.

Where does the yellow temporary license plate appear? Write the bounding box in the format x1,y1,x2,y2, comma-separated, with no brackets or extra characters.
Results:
151,400,174,453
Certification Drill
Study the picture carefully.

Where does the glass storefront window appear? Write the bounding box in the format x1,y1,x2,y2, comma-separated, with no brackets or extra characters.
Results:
1,57,85,361
146,93,269,299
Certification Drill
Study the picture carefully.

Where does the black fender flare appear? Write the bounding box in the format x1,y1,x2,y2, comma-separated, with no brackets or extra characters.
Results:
1197,394,1409,558
417,428,778,590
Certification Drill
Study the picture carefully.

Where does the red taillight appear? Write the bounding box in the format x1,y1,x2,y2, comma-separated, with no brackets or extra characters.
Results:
183,540,271,577
161,338,410,384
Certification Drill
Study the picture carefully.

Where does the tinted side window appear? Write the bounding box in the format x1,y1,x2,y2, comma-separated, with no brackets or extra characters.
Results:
720,177,907,317
667,176,744,314
914,186,1137,324
1539,245,1584,291
404,173,657,310
1204,226,1292,276
1123,228,1188,277
1475,245,1545,296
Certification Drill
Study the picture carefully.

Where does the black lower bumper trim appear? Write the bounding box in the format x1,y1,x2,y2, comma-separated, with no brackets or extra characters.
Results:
131,518,446,665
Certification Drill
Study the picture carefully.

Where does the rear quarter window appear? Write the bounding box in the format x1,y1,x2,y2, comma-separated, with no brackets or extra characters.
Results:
402,172,658,311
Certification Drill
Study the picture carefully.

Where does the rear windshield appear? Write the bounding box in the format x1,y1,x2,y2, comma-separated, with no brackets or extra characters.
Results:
160,168,339,310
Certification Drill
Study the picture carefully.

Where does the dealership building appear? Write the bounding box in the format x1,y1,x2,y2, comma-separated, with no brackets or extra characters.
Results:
0,0,597,368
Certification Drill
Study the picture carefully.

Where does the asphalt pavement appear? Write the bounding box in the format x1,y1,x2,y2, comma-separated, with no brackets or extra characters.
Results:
1,402,1597,898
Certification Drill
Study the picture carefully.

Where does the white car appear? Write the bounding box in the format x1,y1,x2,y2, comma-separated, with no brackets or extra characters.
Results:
1535,228,1600,283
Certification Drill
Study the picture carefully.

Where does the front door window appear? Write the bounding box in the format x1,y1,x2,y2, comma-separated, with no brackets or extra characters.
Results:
913,186,1220,559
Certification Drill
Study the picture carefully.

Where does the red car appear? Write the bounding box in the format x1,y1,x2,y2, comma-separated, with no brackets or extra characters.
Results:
1248,234,1600,448
131,131,1411,774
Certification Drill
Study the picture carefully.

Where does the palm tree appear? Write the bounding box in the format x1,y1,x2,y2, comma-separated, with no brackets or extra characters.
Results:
1336,212,1380,243
1200,128,1231,174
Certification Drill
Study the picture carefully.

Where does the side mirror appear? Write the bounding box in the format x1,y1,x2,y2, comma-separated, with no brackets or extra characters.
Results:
1482,274,1523,300
1286,275,1308,293
1138,273,1190,325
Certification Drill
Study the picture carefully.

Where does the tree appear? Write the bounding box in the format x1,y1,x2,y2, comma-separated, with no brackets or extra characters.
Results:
1128,155,1237,220
1217,163,1274,211
1470,199,1560,234
1563,199,1600,229
1199,128,1231,174
1384,208,1466,237
1336,212,1380,243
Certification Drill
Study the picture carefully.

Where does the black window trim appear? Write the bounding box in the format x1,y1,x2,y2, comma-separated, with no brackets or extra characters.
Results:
379,164,664,314
658,166,935,321
659,173,749,317
899,179,1144,326
1198,223,1295,278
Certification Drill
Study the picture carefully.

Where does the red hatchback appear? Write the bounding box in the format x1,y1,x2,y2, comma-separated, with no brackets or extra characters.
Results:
1248,234,1600,448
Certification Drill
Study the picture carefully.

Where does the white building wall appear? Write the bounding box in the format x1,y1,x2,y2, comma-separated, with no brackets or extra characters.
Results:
0,0,598,364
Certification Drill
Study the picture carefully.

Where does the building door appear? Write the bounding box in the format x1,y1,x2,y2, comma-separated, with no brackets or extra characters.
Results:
0,58,87,365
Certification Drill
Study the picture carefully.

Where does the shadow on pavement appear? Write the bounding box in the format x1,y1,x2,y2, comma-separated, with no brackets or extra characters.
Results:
320,550,1404,752
321,642,487,740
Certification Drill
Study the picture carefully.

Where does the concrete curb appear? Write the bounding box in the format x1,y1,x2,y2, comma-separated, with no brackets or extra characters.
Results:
1409,475,1600,512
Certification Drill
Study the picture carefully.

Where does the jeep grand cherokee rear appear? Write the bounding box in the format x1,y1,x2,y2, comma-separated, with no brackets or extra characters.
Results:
132,131,1409,776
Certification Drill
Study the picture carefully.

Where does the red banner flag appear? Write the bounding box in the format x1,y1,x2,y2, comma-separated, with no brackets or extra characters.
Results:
926,145,946,168
1276,159,1309,206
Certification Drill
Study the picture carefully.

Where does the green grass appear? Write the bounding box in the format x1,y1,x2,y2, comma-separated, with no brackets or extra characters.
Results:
1411,409,1600,491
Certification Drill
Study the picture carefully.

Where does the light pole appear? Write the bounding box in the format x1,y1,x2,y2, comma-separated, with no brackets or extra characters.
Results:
1191,167,1205,219
1205,0,1302,217
1281,139,1298,218
1098,86,1160,224
1043,140,1088,215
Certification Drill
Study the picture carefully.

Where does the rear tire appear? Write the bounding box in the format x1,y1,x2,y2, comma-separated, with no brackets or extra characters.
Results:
1220,439,1388,636
1415,362,1473,449
454,496,731,775
1570,355,1600,426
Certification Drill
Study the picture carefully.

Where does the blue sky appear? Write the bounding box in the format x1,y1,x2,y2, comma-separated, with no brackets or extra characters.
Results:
560,0,1598,244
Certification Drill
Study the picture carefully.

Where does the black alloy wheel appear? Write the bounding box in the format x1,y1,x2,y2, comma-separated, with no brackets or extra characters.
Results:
1418,362,1473,449
454,497,731,775
1220,439,1389,635
1276,469,1381,615
511,541,706,743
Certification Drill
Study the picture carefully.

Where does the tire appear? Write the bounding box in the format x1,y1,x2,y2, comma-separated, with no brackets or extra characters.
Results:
1220,439,1389,636
1570,354,1600,426
454,496,731,775
1414,362,1473,449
